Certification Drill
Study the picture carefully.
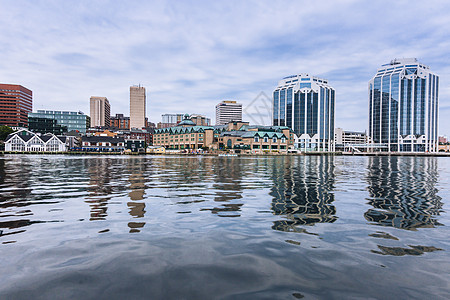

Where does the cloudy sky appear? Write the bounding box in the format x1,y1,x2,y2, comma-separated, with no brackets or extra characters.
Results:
1,0,450,133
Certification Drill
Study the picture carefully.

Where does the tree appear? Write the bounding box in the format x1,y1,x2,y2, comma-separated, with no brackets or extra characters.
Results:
0,126,14,141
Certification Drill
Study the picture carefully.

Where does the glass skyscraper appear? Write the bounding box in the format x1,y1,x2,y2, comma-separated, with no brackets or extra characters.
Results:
369,58,439,152
28,110,90,133
273,74,335,151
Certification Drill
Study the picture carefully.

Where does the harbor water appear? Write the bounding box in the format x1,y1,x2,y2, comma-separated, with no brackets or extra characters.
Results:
0,155,449,299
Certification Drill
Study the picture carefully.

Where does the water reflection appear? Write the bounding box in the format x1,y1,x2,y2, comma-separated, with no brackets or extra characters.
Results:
127,158,147,232
201,158,244,217
371,244,443,256
270,156,337,233
365,157,443,230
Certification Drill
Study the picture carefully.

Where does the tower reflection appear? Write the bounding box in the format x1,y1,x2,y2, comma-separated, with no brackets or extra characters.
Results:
127,158,146,233
86,158,113,221
365,157,443,230
270,156,337,232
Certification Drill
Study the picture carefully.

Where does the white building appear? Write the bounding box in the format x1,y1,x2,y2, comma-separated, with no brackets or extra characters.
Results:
215,100,242,125
4,129,67,152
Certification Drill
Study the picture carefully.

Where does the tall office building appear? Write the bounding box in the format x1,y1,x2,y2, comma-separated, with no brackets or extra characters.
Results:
130,85,146,129
368,58,439,152
215,100,242,125
90,96,110,127
0,83,32,127
273,74,335,152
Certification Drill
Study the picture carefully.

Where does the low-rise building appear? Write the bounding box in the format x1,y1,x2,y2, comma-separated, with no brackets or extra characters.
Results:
153,115,294,153
81,136,125,152
334,128,368,152
4,129,67,152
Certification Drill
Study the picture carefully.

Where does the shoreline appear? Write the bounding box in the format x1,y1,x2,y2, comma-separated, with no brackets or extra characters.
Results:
1,151,450,157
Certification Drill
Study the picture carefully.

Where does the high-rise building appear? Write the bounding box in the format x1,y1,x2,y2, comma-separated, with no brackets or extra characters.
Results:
90,96,110,127
28,110,90,133
368,58,439,152
0,83,32,127
130,85,146,129
215,100,242,125
273,74,335,152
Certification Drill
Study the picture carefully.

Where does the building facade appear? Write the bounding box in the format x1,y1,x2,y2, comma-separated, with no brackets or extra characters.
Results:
4,129,67,152
29,110,90,133
368,58,439,152
110,113,130,129
28,117,67,135
273,74,335,152
0,84,32,127
90,96,110,127
130,85,146,129
215,100,242,125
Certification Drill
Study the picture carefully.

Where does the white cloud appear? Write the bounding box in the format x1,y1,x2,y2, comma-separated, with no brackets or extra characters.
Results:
1,0,449,133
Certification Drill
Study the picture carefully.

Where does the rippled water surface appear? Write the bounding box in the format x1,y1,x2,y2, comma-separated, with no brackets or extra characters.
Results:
0,155,449,299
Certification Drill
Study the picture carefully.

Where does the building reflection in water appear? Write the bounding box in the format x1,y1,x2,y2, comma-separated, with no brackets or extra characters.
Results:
127,158,146,233
201,157,244,217
86,159,113,221
0,158,35,241
270,156,337,232
365,157,443,230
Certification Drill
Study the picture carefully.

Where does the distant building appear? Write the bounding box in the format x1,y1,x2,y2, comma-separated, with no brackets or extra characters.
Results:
4,129,67,152
215,100,242,125
190,114,211,126
110,113,130,129
28,117,67,135
159,113,184,128
90,96,110,127
0,83,32,127
273,74,335,152
29,110,90,133
130,85,146,129
334,128,368,152
368,58,439,152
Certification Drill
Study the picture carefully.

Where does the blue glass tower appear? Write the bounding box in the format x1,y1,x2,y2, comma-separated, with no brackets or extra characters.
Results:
369,58,439,152
273,74,335,151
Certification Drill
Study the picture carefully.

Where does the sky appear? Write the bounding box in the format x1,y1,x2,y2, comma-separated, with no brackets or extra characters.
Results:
1,0,450,133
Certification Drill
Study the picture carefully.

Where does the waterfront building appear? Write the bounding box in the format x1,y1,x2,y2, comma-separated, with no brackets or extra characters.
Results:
368,58,439,152
90,96,110,127
130,85,146,129
28,117,67,135
215,100,242,125
0,83,32,127
153,114,294,153
334,128,368,152
154,114,215,150
273,74,335,152
217,123,292,153
80,136,125,152
4,129,67,152
29,110,90,133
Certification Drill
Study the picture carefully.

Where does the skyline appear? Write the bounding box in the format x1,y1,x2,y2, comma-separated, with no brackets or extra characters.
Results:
1,1,449,133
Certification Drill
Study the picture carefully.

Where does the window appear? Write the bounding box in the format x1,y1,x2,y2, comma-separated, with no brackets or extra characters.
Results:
273,137,277,143
281,138,286,143
263,137,268,143
254,136,259,142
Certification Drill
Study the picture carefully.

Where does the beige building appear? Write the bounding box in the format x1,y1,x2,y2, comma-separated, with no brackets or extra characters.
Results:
153,115,294,153
130,85,146,129
90,96,110,127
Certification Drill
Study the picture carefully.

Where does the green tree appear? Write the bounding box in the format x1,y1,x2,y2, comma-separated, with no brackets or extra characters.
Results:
0,126,14,141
